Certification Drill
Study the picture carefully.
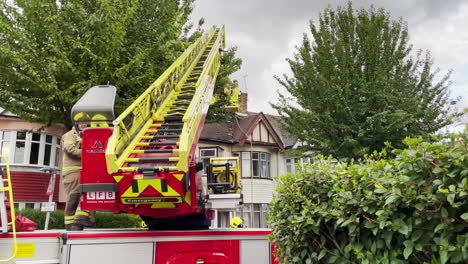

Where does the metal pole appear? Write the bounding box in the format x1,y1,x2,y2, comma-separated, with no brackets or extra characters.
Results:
41,167,59,231
44,173,56,231
242,74,248,93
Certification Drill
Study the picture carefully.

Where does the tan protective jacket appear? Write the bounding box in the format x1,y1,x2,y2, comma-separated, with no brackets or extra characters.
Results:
61,127,82,177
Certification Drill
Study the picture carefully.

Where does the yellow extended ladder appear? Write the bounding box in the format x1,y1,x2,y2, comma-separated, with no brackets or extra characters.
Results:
105,26,225,175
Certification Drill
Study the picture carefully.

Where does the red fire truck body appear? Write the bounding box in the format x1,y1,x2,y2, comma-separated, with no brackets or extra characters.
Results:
0,229,278,264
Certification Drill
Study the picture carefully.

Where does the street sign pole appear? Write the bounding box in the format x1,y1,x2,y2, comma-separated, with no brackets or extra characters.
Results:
45,174,56,230
41,168,59,231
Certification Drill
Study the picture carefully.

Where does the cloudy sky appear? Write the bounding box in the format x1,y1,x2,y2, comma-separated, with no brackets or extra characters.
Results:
191,0,468,129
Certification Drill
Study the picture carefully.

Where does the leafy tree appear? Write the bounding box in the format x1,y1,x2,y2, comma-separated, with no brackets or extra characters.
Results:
0,0,205,128
206,46,242,123
272,2,460,160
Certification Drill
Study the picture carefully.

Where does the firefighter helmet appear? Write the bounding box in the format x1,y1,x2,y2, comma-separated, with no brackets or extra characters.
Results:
230,217,243,228
90,114,109,127
73,112,90,122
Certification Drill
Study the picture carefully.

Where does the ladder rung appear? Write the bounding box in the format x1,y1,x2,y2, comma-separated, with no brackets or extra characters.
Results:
165,116,183,121
137,142,179,146
177,96,193,100
131,149,178,154
161,122,184,126
126,157,180,163
174,100,191,104
134,149,179,154
172,104,190,108
167,110,186,114
146,128,182,133
153,135,180,139
167,107,187,112
158,129,182,132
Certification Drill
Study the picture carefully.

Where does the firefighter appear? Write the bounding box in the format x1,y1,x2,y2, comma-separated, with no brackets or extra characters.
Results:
61,112,95,230
230,217,243,228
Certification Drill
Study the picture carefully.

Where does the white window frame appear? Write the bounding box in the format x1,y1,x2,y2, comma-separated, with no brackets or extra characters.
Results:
0,130,61,168
199,147,218,175
0,131,14,160
286,157,314,174
242,203,269,228
234,151,271,179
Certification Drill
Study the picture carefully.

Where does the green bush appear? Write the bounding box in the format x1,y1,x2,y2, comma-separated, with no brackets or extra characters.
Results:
16,209,145,229
95,212,146,228
269,134,468,264
17,208,64,230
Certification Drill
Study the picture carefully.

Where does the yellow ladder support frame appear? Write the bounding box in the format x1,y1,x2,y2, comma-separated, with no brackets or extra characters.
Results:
106,26,225,174
209,157,241,194
0,155,18,262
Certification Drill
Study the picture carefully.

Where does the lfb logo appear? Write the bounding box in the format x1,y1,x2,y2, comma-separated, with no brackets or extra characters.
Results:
87,191,115,200
92,141,104,149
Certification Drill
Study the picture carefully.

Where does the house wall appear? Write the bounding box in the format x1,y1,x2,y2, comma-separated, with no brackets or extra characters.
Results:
0,119,67,137
0,118,68,207
197,141,281,218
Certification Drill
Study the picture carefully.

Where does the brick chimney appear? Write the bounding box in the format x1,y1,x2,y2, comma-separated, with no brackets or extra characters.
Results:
239,92,248,113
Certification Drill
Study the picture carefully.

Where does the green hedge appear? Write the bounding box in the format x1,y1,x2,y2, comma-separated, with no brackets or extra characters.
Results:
269,134,468,264
17,208,65,230
16,209,146,229
95,212,146,229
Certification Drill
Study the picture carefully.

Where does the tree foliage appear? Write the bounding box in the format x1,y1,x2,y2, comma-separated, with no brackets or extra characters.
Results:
0,0,199,128
270,133,468,264
272,3,460,160
206,46,242,123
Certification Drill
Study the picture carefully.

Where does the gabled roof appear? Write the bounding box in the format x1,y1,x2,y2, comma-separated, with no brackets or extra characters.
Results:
238,112,284,149
200,112,296,149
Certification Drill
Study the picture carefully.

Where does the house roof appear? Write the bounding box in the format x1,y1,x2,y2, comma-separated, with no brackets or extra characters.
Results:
265,114,297,148
200,112,297,149
0,107,19,119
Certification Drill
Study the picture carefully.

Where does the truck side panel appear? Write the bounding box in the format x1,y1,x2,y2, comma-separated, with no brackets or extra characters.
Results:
241,240,271,264
156,240,239,264
68,242,154,264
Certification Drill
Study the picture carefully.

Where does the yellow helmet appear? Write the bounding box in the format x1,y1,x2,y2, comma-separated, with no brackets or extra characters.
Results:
230,217,243,228
73,112,90,122
91,114,109,127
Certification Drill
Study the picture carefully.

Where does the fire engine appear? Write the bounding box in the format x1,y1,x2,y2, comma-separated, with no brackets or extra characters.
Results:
0,26,279,263
72,25,242,230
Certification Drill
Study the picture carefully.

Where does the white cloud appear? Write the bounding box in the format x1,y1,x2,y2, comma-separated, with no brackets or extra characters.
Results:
192,0,468,117
409,3,468,67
